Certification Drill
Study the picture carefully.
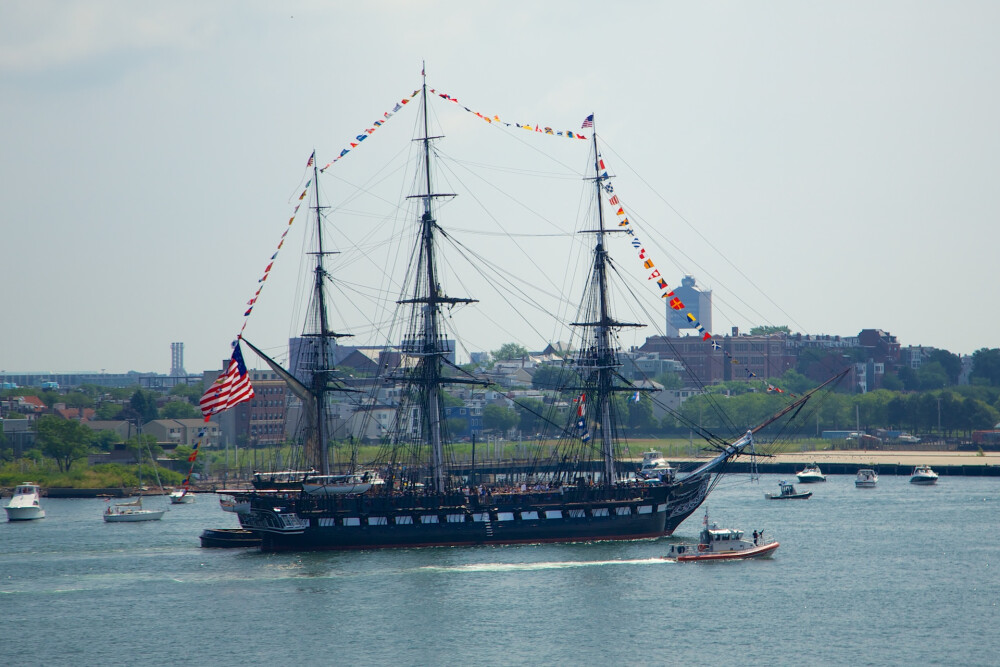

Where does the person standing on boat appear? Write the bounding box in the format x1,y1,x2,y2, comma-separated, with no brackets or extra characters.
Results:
752,530,758,545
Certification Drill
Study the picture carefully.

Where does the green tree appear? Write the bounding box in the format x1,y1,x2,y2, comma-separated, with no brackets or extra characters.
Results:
927,349,961,385
881,373,903,391
92,429,120,451
749,325,791,336
916,362,949,391
492,343,529,362
126,390,159,423
483,404,518,433
35,415,95,472
61,391,95,409
778,369,815,395
96,402,124,420
971,348,1000,386
161,400,200,419
654,371,683,389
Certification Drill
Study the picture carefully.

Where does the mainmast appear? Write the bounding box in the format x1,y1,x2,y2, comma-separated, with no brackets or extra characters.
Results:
573,120,644,485
399,66,481,494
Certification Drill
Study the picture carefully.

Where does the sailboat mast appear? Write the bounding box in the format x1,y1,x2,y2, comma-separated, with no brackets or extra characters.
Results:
418,71,446,493
590,124,617,485
311,157,332,475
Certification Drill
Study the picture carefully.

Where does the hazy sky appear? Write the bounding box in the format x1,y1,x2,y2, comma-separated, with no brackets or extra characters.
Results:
2,1,998,376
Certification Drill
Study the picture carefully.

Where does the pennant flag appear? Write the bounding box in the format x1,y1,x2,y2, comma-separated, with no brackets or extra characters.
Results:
200,342,255,420
581,114,594,129
633,391,641,402
306,151,315,167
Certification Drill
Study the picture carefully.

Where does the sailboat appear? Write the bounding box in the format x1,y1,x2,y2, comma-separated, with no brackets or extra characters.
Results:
222,72,841,552
104,434,166,522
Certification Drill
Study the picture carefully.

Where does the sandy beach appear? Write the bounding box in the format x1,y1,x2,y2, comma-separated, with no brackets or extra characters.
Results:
677,449,1000,469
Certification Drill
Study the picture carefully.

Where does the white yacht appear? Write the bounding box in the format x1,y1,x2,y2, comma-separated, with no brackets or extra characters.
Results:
637,450,675,481
855,468,878,488
909,465,939,485
5,482,46,521
796,463,826,483
169,488,196,504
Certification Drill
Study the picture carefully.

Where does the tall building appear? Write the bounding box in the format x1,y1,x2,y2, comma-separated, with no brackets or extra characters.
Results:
666,276,712,337
170,342,186,376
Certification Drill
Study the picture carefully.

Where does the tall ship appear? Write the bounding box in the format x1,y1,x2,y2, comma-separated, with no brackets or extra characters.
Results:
221,72,839,552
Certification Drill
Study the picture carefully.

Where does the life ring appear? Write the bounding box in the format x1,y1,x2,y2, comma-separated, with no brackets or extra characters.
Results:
697,544,707,552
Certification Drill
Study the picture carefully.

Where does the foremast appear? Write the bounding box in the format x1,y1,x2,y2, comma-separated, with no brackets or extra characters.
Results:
245,157,352,476
304,157,353,475
398,67,482,494
573,120,644,485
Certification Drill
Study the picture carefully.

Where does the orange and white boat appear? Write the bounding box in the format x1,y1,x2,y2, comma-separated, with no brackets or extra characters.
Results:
665,510,778,561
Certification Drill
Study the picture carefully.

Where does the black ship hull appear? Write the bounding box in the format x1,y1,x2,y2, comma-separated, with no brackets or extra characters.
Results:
231,475,711,552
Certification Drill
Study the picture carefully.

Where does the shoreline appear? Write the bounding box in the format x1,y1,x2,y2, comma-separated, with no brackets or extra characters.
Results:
668,449,1000,476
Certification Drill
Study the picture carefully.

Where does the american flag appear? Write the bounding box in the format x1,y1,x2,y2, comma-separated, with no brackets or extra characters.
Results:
581,114,594,129
200,342,255,419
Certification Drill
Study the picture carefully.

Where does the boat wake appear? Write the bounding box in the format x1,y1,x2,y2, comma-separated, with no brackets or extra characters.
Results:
417,557,670,573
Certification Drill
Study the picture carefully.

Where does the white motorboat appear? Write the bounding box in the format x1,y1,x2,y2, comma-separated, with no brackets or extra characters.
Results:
665,509,779,561
909,465,939,485
796,463,826,483
103,497,165,522
637,450,675,481
169,488,196,504
855,468,878,488
301,472,384,495
5,482,46,521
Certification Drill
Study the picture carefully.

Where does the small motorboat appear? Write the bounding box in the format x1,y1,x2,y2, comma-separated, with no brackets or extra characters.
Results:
855,468,878,488
169,488,196,504
199,528,261,548
665,510,778,561
637,449,675,481
796,463,826,483
5,482,46,521
765,480,812,500
909,465,939,485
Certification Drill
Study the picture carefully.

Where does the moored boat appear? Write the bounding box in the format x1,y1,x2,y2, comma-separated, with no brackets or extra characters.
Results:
765,480,812,500
103,497,165,522
910,465,938,485
4,482,46,521
169,488,196,504
796,463,826,483
665,510,778,561
855,468,878,488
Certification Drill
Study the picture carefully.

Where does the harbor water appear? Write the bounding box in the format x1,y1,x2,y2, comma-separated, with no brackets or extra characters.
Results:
3,473,997,666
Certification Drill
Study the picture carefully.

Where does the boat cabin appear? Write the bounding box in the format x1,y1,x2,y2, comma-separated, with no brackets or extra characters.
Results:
701,524,744,545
